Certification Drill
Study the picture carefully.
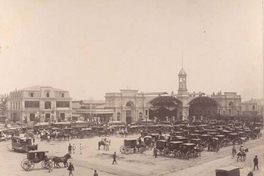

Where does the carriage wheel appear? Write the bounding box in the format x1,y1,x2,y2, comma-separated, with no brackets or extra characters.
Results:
119,145,126,154
21,159,34,171
139,147,144,154
41,161,48,168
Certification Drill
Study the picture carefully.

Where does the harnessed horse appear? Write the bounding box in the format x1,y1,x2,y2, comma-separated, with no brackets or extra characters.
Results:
52,153,71,168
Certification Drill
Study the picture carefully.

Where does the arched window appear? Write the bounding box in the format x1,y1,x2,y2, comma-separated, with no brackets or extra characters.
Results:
139,112,143,120
252,105,255,111
117,112,121,121
46,92,50,97
45,101,51,109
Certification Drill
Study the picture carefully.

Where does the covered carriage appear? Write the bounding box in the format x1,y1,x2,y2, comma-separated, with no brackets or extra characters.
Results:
178,143,196,159
164,141,183,157
208,137,220,152
120,139,144,154
21,150,51,171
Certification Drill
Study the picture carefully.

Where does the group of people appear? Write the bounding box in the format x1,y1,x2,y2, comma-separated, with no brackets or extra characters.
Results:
68,143,83,154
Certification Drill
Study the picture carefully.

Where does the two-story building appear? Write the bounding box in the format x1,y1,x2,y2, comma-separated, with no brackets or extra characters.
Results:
7,85,72,125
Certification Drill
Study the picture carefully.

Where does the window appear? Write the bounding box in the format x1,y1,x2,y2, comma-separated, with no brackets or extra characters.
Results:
60,113,65,121
30,113,35,121
229,109,232,114
139,112,143,120
252,105,255,111
45,101,51,109
56,101,70,107
145,110,148,116
46,92,50,97
62,93,64,97
30,93,34,97
117,112,121,121
25,101,40,108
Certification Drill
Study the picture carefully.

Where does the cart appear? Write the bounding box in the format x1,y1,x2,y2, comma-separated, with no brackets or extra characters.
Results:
120,139,144,154
215,166,240,176
20,150,51,171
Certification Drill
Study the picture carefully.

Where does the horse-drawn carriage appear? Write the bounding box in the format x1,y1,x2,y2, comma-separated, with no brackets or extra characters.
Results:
208,137,220,152
12,136,37,152
228,133,243,145
155,140,168,156
143,136,154,150
120,139,144,154
199,134,211,148
177,143,197,159
164,141,183,158
20,151,51,171
215,135,228,147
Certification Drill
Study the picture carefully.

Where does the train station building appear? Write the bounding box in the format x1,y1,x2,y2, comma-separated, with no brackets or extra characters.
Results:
104,68,242,124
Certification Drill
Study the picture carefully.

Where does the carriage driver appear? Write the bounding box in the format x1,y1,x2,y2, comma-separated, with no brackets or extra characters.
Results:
239,145,245,153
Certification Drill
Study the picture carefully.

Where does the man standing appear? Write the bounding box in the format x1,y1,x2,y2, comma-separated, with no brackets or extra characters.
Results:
68,143,72,154
232,146,236,158
94,170,98,176
112,152,117,164
253,155,259,170
79,143,83,154
68,162,74,176
72,144,76,154
153,147,158,158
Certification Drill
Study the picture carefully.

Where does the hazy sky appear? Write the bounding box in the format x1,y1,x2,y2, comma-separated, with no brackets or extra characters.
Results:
0,0,262,101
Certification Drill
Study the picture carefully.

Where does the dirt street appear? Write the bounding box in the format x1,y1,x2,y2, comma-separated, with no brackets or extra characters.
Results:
1,134,263,176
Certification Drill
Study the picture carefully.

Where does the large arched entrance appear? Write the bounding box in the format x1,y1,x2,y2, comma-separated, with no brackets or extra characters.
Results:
126,101,133,124
188,96,217,120
149,96,182,122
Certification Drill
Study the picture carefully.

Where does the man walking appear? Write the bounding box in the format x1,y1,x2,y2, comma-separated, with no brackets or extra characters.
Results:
253,155,259,170
68,162,74,176
94,170,98,176
112,152,117,164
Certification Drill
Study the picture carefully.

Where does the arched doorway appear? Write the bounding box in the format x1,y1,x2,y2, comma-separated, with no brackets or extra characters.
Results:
149,96,182,122
126,101,133,124
188,96,217,120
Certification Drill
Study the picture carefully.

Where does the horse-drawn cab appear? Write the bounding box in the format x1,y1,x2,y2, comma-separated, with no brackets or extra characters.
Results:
188,133,199,140
164,141,183,157
120,139,144,154
228,133,242,145
178,143,196,159
190,138,203,153
215,134,228,147
150,133,159,141
171,136,188,143
80,128,92,138
143,136,154,150
12,136,38,152
208,137,220,152
215,166,240,176
21,150,51,171
155,140,168,156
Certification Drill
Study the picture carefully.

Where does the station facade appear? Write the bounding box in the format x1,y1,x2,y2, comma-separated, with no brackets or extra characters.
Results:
105,68,242,123
7,85,72,125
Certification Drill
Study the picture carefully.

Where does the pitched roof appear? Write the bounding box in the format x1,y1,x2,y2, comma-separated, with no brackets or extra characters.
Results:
18,85,66,92
178,68,187,75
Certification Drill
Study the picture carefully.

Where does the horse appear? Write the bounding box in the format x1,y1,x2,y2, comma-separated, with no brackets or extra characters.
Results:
27,144,38,151
52,153,71,168
237,148,248,161
98,138,110,150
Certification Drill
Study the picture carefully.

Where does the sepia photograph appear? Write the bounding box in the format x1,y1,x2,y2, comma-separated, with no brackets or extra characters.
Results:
0,0,263,176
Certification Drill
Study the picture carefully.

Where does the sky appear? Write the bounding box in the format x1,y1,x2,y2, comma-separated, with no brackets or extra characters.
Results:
0,0,262,101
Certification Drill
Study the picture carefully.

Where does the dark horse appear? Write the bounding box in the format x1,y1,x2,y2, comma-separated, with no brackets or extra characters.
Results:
237,148,248,161
98,138,110,150
52,153,71,168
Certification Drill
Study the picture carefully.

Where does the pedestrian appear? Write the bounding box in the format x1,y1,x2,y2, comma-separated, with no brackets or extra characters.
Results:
253,155,259,170
232,145,236,158
112,152,117,164
94,170,98,176
72,144,76,154
68,143,72,154
79,143,83,154
153,147,158,158
67,162,74,176
47,157,53,173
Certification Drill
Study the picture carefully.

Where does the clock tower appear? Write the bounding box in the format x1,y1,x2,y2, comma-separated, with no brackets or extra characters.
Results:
178,68,188,95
